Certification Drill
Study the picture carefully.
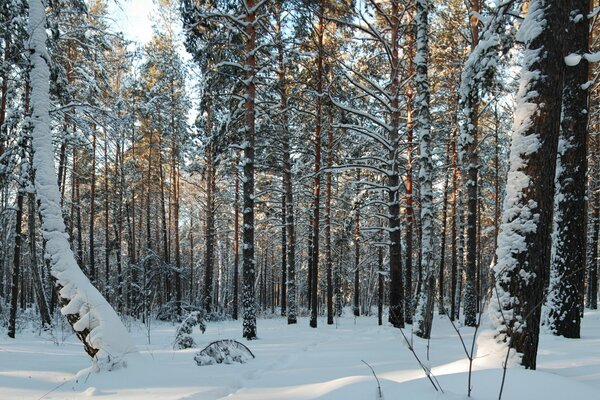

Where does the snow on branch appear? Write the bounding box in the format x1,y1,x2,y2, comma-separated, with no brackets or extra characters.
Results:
28,0,136,369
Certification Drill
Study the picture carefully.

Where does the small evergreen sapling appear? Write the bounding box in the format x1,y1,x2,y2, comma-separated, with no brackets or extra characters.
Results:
173,311,207,350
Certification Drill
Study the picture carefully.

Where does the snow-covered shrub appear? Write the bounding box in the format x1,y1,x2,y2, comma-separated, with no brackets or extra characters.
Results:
173,311,207,350
194,340,255,366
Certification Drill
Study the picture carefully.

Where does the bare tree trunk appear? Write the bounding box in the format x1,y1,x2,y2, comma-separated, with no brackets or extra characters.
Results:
309,7,324,329
378,242,384,326
439,141,451,315
90,128,97,282
326,113,334,324
28,189,51,326
8,151,25,338
233,165,240,320
281,194,287,316
405,9,415,325
242,0,257,339
388,0,404,328
104,129,110,299
463,0,480,328
353,191,360,317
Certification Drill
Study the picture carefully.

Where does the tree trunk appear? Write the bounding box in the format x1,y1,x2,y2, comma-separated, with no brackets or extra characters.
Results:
29,189,51,326
589,179,599,309
353,195,360,317
405,9,415,326
326,115,334,324
463,0,480,328
378,243,384,326
8,156,24,338
439,141,451,315
310,7,325,329
104,129,110,299
281,194,287,316
491,0,568,369
413,0,435,339
27,0,135,364
90,128,97,282
388,0,404,328
233,165,240,320
204,143,215,314
547,0,590,338
242,0,257,339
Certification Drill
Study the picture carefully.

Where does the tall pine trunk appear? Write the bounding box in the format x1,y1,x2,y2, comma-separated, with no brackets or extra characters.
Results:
242,0,257,339
547,0,590,338
490,0,568,369
388,0,404,328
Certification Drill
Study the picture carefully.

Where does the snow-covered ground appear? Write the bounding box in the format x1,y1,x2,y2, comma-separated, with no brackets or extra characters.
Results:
2,310,600,400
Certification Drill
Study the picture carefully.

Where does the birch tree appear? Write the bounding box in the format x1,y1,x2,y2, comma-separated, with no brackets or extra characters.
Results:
413,0,435,340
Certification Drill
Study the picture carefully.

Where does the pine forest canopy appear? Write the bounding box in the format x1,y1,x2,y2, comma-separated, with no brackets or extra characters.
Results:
0,0,599,374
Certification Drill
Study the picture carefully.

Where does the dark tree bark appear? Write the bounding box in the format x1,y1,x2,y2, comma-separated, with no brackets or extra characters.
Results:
104,129,110,298
233,165,240,320
281,195,287,316
353,199,360,317
547,0,590,338
463,0,480,328
204,143,215,314
242,0,257,339
378,243,384,326
326,116,334,324
388,0,404,329
589,180,599,309
492,0,568,370
439,142,451,315
90,129,97,282
309,6,325,329
8,153,25,338
450,129,458,321
28,189,51,327
405,9,415,326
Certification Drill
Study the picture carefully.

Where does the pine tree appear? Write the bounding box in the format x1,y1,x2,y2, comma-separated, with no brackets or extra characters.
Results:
490,0,569,370
547,0,590,339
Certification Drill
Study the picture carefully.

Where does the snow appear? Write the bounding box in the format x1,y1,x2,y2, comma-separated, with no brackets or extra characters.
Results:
489,0,546,338
27,0,136,369
3,313,600,399
565,53,582,66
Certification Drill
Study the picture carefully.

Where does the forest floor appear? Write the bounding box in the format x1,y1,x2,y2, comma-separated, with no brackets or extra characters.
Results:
2,309,600,399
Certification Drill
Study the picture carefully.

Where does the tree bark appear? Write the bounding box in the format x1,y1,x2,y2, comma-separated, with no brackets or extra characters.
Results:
547,0,590,338
242,0,257,339
309,6,325,329
491,0,568,369
388,0,404,329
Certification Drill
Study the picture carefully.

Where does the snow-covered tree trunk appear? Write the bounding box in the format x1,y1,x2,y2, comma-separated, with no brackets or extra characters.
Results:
413,0,435,340
489,0,568,370
458,0,517,327
547,0,590,339
28,0,135,368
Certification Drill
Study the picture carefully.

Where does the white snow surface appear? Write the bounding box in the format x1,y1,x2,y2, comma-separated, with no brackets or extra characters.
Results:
27,0,136,368
3,312,600,400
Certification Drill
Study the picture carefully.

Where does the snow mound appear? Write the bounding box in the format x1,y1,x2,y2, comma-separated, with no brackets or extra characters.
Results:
194,340,255,366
